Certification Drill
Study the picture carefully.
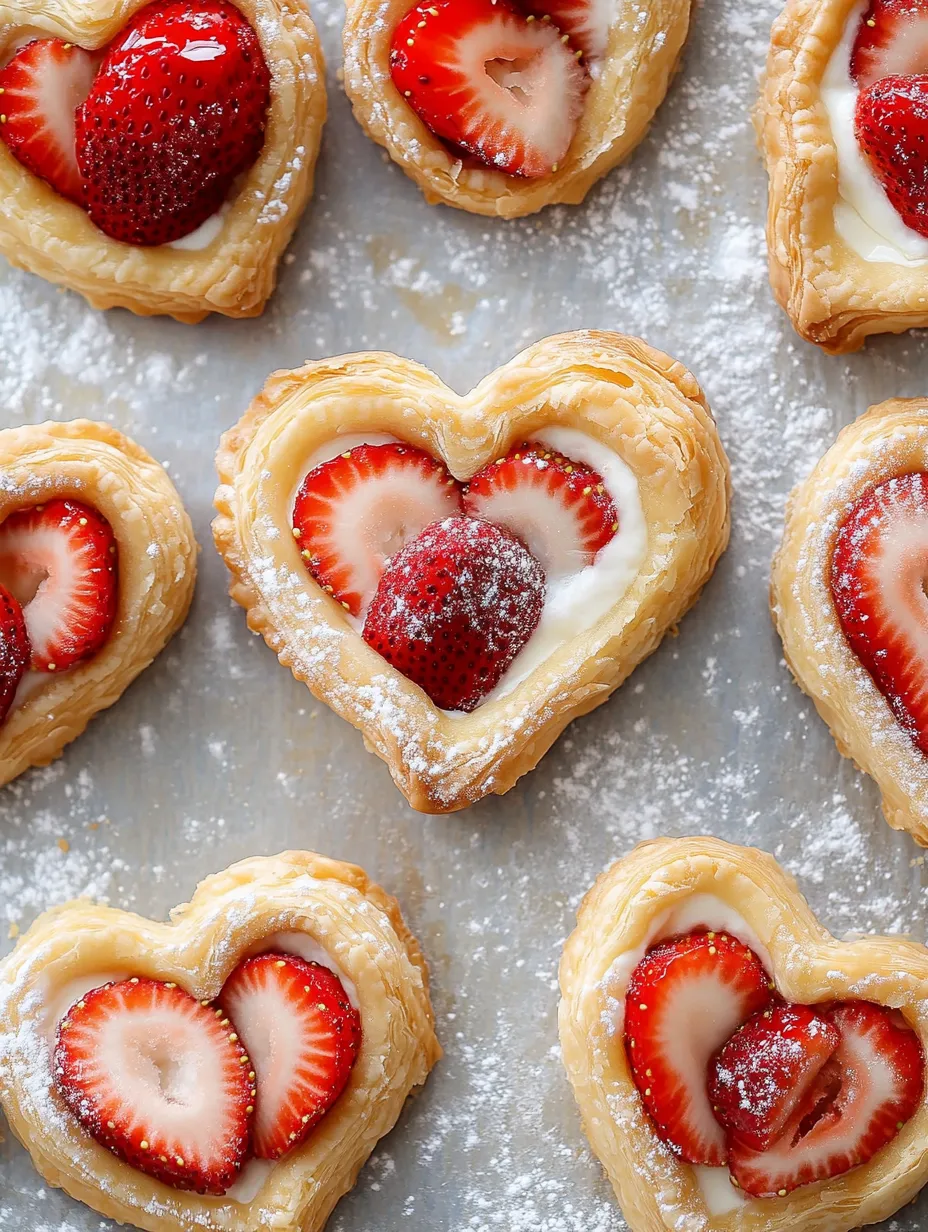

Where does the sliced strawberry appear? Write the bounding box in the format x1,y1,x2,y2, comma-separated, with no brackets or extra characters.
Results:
292,443,463,617
390,0,588,179
0,39,97,205
519,0,609,61
708,1002,840,1153
624,931,773,1166
0,499,117,672
219,954,361,1160
0,584,29,724
362,515,545,711
463,440,618,576
850,0,928,89
54,978,254,1194
831,472,928,753
730,1001,924,1197
855,76,928,239
75,0,270,246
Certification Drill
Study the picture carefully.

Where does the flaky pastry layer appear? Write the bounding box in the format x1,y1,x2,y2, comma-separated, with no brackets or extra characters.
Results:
772,398,928,845
0,850,441,1232
342,0,691,217
0,0,326,321
0,419,196,787
212,330,731,813
758,0,928,353
559,834,928,1232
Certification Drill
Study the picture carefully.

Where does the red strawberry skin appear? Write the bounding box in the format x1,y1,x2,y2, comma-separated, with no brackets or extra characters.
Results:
362,516,545,712
0,499,118,672
624,931,773,1165
219,954,361,1160
54,978,254,1194
851,0,928,88
0,39,97,205
521,0,608,61
0,584,30,724
708,1002,840,1153
730,1001,925,1197
75,0,270,246
831,472,928,754
855,76,928,239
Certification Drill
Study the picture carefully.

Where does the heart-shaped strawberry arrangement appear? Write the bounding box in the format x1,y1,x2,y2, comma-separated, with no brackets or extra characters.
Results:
213,332,731,812
772,398,928,844
559,835,928,1232
0,852,440,1232
0,0,325,320
851,0,928,237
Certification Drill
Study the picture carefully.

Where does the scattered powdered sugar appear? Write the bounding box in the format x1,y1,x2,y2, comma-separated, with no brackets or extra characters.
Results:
3,0,928,1226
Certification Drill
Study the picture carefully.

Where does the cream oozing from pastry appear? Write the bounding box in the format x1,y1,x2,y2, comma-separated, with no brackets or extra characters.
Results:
165,208,227,251
822,0,928,266
599,893,769,1215
293,428,646,708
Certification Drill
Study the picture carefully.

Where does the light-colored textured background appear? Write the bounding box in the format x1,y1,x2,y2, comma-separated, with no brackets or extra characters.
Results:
3,0,928,1227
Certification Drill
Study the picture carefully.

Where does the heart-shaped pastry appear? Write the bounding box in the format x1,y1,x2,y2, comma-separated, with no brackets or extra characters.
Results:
342,0,691,216
759,0,928,353
0,850,440,1232
0,419,196,788
772,397,928,845
559,834,928,1232
0,0,326,322
212,331,731,813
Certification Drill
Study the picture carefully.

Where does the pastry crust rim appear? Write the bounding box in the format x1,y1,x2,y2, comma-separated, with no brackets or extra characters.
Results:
0,0,327,322
771,397,928,845
212,329,731,814
0,417,197,788
558,834,928,1232
0,849,442,1232
342,0,692,218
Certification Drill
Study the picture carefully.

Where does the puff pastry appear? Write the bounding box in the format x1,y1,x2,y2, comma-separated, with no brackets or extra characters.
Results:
758,0,928,353
0,849,441,1232
772,397,928,846
0,0,326,322
342,0,691,217
212,330,731,813
0,419,196,786
559,833,928,1232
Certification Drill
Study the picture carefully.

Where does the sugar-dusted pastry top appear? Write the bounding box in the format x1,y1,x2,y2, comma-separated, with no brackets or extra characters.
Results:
559,835,928,1232
0,850,441,1232
0,0,326,321
213,331,731,812
0,419,196,788
343,0,691,216
772,397,928,845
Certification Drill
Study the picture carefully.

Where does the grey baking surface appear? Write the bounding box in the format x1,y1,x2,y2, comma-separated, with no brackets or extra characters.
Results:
3,0,928,1227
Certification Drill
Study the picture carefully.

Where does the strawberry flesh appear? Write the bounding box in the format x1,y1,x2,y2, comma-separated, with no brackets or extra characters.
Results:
463,439,617,576
219,954,361,1160
75,0,270,246
362,515,545,711
0,499,117,672
729,1001,925,1197
708,1002,840,1153
519,0,609,61
0,584,30,724
856,76,928,239
293,443,463,617
54,977,254,1194
0,39,97,205
624,931,773,1166
831,472,928,754
390,0,588,178
851,0,928,88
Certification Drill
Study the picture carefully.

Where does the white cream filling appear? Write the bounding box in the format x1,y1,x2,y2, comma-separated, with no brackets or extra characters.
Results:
291,428,646,708
822,0,928,265
41,933,355,1207
600,893,769,1217
165,207,227,252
